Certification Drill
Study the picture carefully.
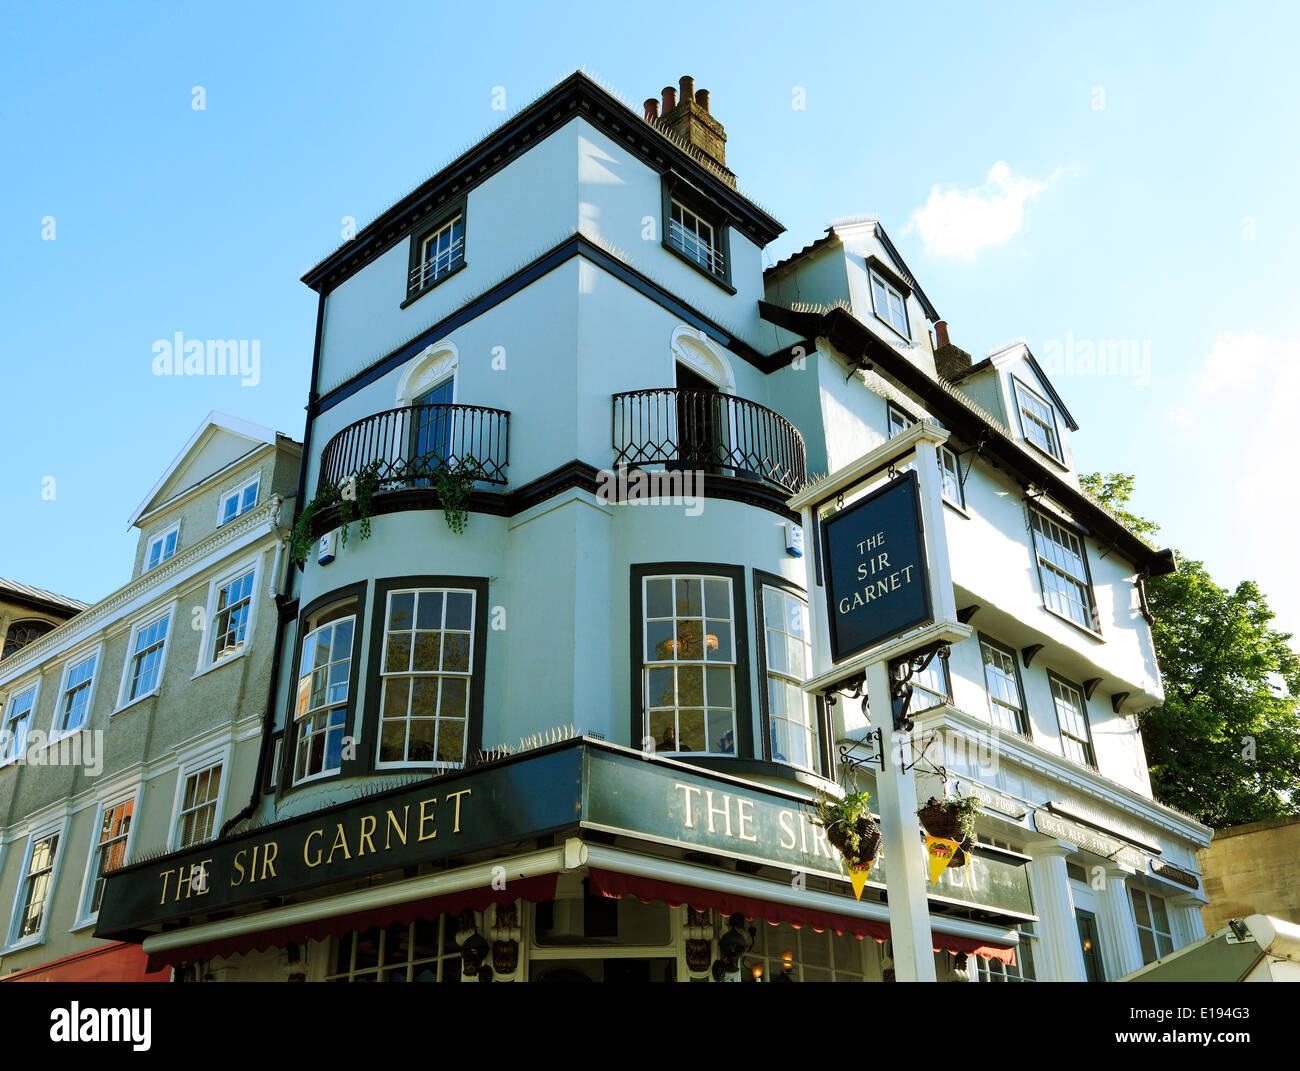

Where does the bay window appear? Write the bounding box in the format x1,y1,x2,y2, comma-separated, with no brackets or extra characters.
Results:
758,581,823,773
377,588,475,767
639,570,742,756
294,608,355,783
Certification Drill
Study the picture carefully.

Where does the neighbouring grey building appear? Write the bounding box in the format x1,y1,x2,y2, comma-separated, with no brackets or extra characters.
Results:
0,413,300,981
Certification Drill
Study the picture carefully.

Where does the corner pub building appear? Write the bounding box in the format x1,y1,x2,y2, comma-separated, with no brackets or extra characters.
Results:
96,71,1212,983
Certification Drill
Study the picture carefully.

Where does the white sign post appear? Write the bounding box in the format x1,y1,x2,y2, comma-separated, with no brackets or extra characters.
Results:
788,422,973,982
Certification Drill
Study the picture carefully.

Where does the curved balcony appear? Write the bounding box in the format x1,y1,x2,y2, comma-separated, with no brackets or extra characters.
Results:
318,403,509,493
612,389,807,495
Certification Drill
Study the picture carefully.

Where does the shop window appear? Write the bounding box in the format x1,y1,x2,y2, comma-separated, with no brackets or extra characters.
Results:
976,920,1037,982
1131,888,1175,964
743,918,867,982
327,915,463,982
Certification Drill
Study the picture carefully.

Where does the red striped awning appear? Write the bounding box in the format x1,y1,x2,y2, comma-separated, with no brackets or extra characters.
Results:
587,867,1015,965
145,873,558,973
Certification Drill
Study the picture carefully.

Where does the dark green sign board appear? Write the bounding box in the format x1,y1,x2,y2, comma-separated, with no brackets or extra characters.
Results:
821,470,933,662
582,748,1032,917
96,748,584,938
98,742,1032,937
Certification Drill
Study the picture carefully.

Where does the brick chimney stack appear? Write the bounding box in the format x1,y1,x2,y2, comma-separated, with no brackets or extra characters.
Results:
932,319,973,381
656,74,735,186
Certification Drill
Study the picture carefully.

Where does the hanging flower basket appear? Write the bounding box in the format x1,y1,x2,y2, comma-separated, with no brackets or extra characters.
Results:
814,790,882,869
917,795,982,844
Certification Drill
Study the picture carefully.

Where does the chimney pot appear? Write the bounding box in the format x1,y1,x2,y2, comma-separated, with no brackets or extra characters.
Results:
679,75,695,103
644,97,659,121
935,320,950,349
661,86,677,113
695,88,710,112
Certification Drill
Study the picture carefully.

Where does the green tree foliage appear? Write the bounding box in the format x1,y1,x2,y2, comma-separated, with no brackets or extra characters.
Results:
1082,473,1300,827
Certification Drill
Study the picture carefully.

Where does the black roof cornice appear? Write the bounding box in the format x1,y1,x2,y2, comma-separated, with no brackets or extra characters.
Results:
302,72,785,294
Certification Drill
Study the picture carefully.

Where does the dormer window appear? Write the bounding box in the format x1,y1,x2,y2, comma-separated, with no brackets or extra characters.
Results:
869,268,909,340
1012,377,1062,461
145,523,179,571
218,475,259,527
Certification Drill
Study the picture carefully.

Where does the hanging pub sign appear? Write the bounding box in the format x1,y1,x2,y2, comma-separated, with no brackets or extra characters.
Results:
820,469,933,663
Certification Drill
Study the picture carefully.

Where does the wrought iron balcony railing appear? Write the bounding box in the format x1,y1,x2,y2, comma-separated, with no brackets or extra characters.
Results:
612,388,807,495
318,403,509,493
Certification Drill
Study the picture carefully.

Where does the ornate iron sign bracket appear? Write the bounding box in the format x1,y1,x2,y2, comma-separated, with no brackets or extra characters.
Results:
889,643,950,732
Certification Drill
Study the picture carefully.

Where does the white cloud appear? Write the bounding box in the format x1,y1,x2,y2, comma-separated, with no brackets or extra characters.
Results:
907,162,1063,260
1168,331,1300,638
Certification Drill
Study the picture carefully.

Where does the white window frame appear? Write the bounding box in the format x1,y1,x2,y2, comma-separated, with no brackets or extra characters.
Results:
1,678,41,767
376,588,476,770
414,214,465,292
216,474,260,528
195,559,260,676
1048,673,1096,768
115,601,177,713
293,612,357,785
668,199,725,277
75,786,142,928
1011,376,1063,461
642,574,739,758
869,268,910,340
980,636,1029,736
885,403,965,508
169,746,232,851
5,819,68,951
51,643,104,742
1029,509,1099,633
144,521,181,572
1131,887,1175,964
760,584,821,774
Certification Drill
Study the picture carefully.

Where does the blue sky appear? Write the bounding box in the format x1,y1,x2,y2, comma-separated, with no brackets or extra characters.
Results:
3,1,1297,643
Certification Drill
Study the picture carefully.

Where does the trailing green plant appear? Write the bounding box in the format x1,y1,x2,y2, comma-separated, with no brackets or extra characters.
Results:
813,789,881,867
289,461,385,564
433,461,485,534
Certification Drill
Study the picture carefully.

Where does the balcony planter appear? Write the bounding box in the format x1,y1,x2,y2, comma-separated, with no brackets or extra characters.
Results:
814,790,882,870
916,795,982,844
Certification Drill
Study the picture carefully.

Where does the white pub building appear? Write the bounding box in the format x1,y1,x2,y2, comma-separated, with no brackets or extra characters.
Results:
96,71,1211,982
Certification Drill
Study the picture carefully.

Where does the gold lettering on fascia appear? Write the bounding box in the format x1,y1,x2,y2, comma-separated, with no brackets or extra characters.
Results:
674,784,828,858
839,531,916,615
152,791,472,901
